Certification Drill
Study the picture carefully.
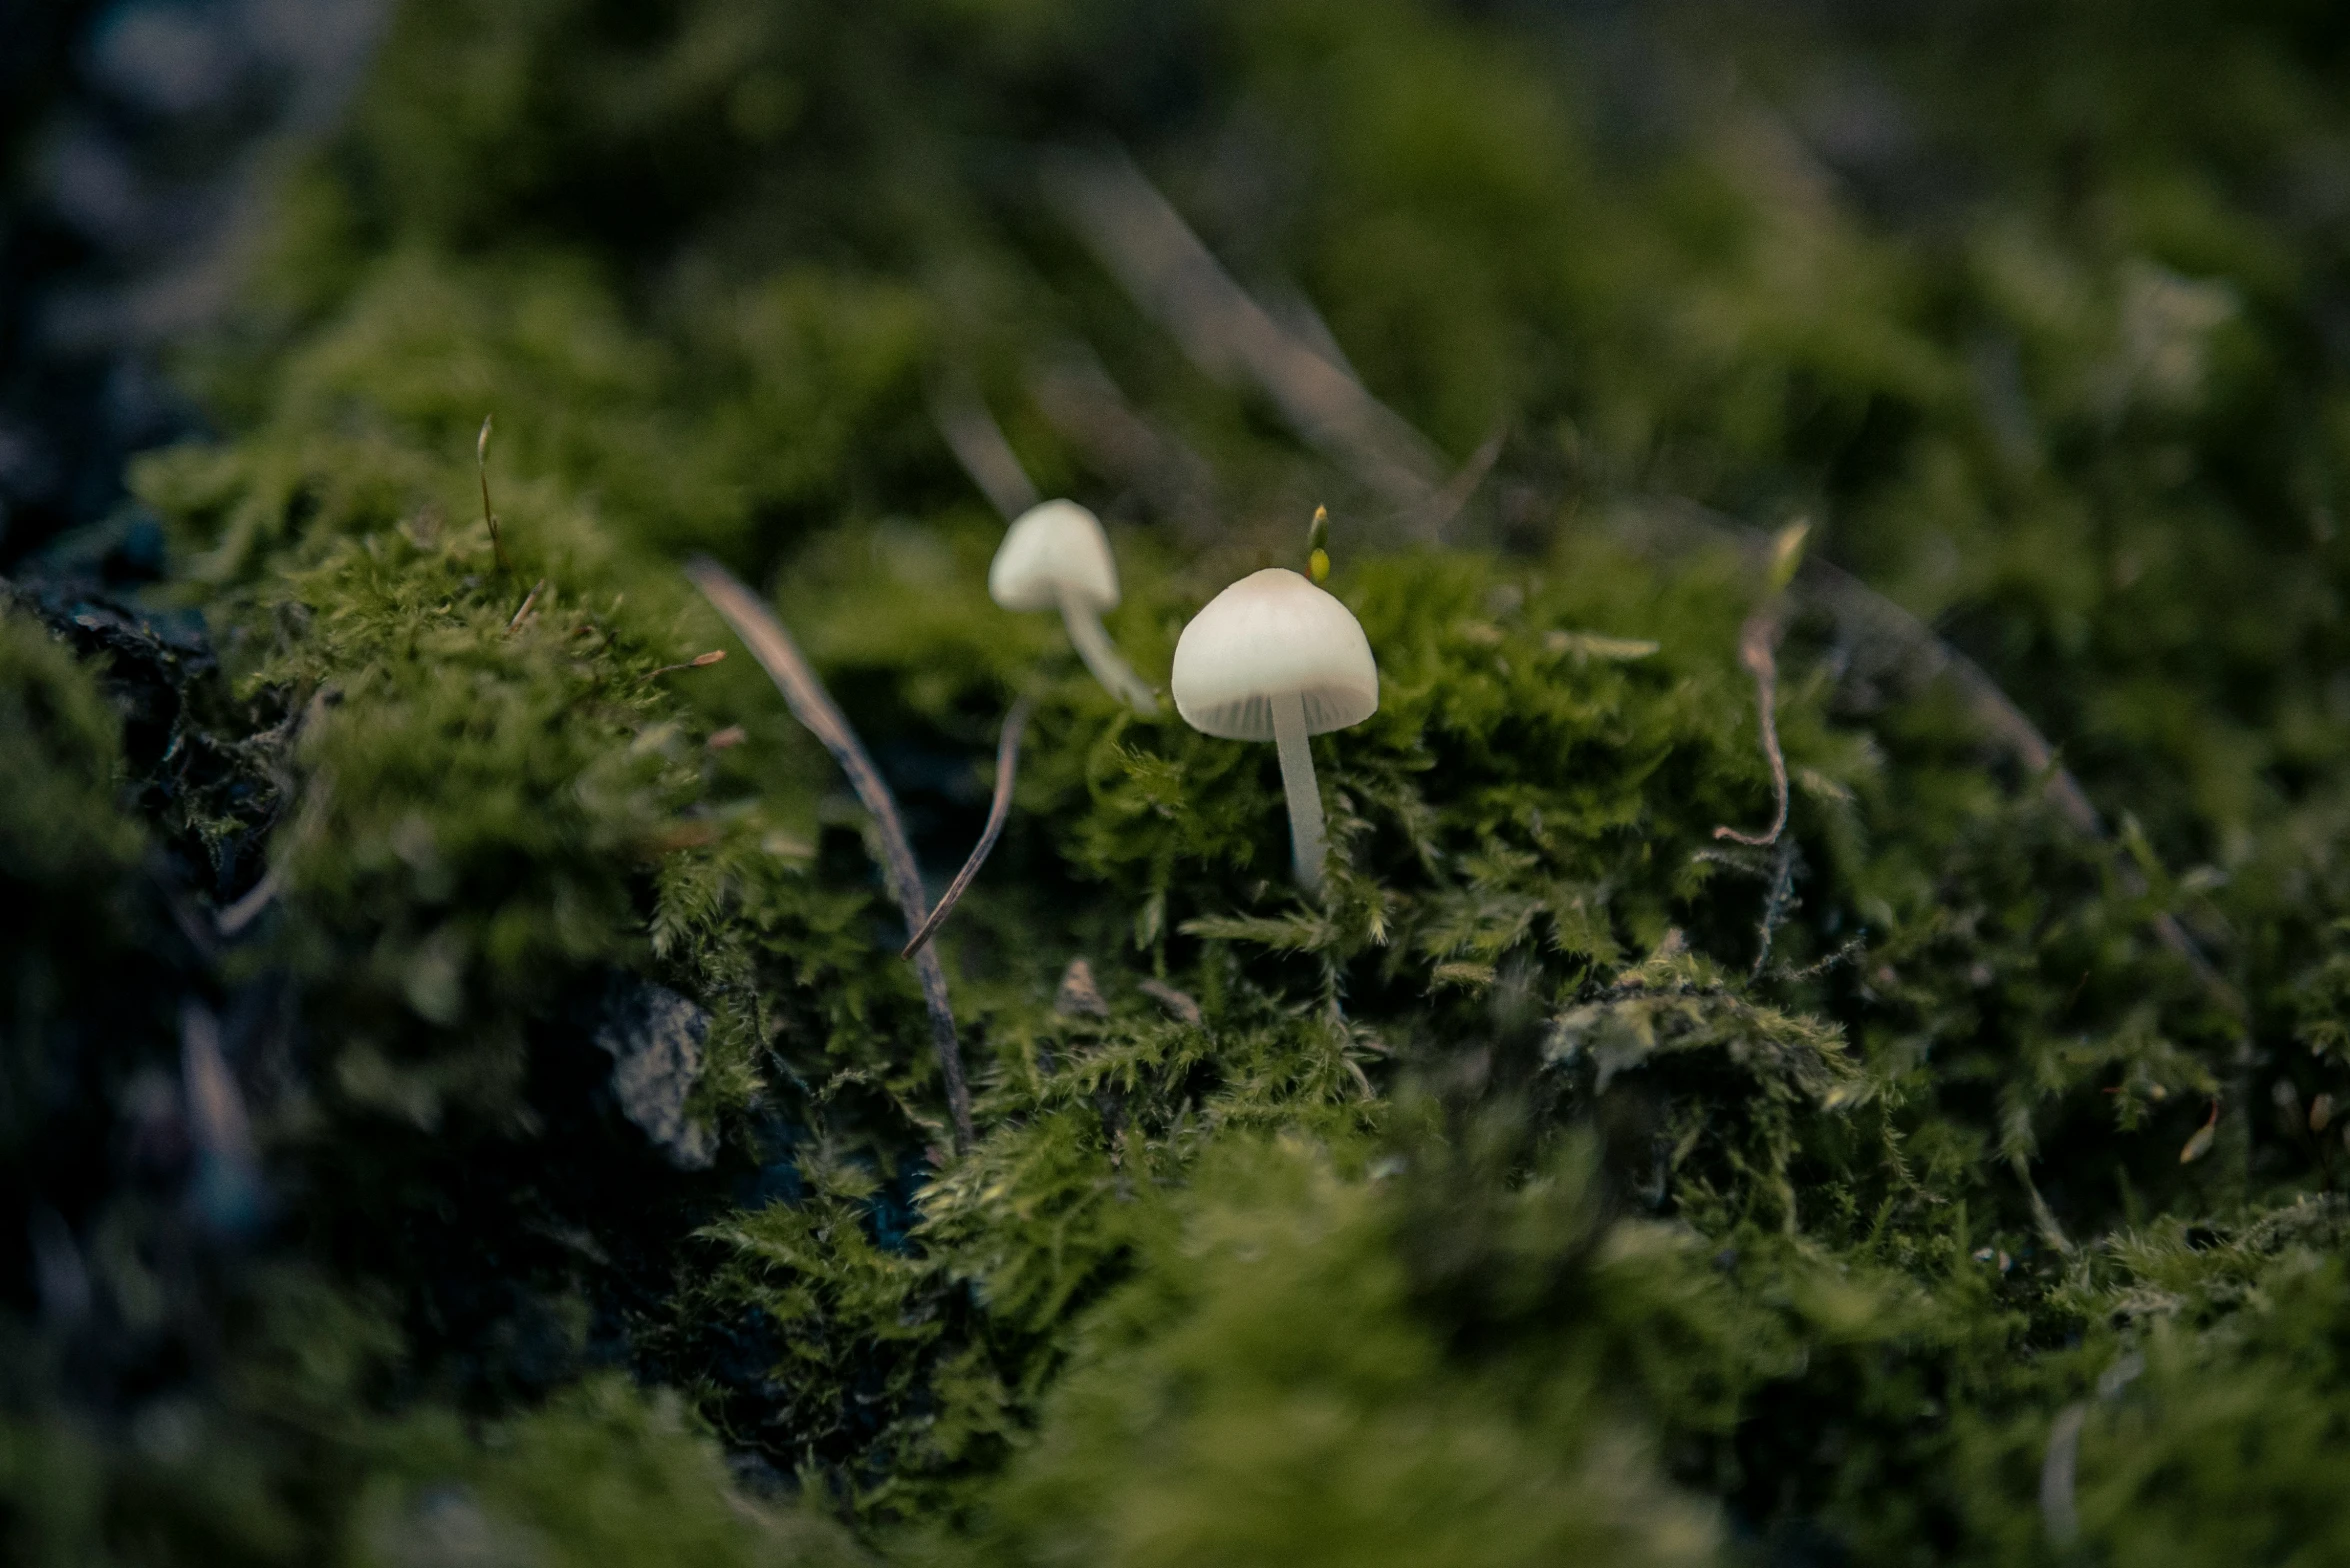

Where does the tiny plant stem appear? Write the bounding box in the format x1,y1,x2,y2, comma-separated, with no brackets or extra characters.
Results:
1715,607,1789,848
644,649,726,680
1057,586,1157,712
903,694,1035,959
1750,837,1800,978
476,415,511,574
506,578,546,633
685,557,975,1152
1272,690,1326,894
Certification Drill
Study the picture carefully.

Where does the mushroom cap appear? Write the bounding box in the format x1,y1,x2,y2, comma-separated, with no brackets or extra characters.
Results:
989,500,1120,613
1171,568,1379,740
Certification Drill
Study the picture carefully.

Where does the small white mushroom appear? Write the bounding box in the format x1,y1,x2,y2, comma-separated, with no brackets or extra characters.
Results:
989,500,1157,712
1171,567,1379,895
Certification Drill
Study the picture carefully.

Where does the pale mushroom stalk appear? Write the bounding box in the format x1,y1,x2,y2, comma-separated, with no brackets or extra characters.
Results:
1270,691,1326,892
1058,584,1157,712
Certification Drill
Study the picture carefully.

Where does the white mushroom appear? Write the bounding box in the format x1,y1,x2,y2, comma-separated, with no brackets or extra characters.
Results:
989,500,1157,712
1171,567,1379,895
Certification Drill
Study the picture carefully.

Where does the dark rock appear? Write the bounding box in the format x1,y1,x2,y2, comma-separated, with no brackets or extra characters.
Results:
1054,956,1109,1018
593,979,717,1170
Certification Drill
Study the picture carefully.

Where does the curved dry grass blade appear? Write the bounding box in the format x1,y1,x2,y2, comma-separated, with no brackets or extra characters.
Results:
1714,607,1789,848
685,556,975,1151
904,694,1036,959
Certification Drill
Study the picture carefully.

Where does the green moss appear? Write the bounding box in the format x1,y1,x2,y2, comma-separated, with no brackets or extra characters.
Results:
20,0,2350,1561
955,1136,1719,1568
353,1374,866,1568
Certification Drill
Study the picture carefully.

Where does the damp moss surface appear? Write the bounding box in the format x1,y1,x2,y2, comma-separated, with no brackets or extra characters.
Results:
11,1,2350,1564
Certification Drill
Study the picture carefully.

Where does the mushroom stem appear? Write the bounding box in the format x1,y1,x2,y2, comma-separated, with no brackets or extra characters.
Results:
1058,586,1158,712
1271,690,1327,894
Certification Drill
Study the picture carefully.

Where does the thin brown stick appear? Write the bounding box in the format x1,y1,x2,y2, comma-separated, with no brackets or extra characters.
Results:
1715,607,1790,847
685,557,975,1151
476,415,512,574
903,694,1036,959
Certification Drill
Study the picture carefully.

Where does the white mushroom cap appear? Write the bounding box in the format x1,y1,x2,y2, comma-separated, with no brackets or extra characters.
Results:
1171,568,1379,740
988,500,1120,613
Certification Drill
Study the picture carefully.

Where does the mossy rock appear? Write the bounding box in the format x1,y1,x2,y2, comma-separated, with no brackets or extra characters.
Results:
11,1,2350,1563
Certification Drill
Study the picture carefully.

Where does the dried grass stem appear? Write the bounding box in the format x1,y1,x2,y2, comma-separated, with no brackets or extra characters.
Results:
903,694,1036,959
686,557,975,1151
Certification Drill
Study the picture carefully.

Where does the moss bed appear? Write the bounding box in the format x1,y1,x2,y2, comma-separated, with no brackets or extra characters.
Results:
10,2,2350,1563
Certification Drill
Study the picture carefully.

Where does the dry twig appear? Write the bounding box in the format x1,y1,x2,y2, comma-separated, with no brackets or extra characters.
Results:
903,694,1036,958
685,557,975,1151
